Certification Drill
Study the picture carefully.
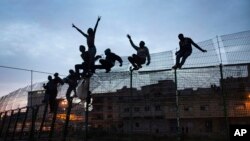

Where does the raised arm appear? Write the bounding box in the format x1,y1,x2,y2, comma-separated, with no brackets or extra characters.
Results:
72,23,88,38
93,16,101,35
190,39,207,52
146,47,151,66
127,34,139,50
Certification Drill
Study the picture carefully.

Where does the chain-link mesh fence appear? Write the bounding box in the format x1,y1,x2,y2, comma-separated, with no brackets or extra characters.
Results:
0,30,250,141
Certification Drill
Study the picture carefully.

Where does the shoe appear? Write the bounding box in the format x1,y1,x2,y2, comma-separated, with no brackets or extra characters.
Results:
137,64,142,68
178,64,182,69
105,68,111,73
133,66,139,70
172,65,178,69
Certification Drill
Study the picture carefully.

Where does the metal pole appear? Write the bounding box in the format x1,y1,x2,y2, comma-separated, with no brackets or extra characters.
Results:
4,110,14,141
85,77,91,141
31,70,33,107
174,69,181,141
29,105,39,141
62,99,73,141
216,36,223,64
0,111,7,137
219,64,229,141
38,103,49,138
19,107,29,140
129,67,133,139
11,108,21,141
49,101,59,141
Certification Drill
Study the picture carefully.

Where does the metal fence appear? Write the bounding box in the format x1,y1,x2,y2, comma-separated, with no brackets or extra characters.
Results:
0,30,250,141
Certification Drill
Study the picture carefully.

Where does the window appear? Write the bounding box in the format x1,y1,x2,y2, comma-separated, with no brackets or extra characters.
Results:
145,106,150,111
124,108,130,112
234,104,246,110
108,106,113,110
205,120,213,132
107,114,113,119
200,105,209,111
134,107,140,112
184,106,192,112
155,105,161,111
135,122,140,128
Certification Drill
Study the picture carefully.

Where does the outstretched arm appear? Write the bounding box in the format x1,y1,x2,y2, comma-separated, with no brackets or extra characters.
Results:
94,55,102,62
191,39,207,52
72,23,88,38
146,48,151,66
94,16,101,35
114,54,123,66
127,34,139,51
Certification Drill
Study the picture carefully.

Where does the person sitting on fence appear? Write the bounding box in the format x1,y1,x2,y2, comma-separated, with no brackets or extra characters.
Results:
75,45,101,77
94,48,123,73
72,16,101,73
65,69,78,102
127,34,151,70
75,45,90,77
42,75,53,104
172,33,207,69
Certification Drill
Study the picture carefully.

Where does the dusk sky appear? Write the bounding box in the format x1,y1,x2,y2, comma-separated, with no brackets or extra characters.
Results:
0,0,250,97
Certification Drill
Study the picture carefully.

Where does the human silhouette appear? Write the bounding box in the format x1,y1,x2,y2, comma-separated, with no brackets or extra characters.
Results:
75,45,90,77
65,69,78,102
72,16,101,73
49,72,64,113
127,34,151,70
95,48,123,73
75,45,101,77
42,75,53,104
172,33,207,69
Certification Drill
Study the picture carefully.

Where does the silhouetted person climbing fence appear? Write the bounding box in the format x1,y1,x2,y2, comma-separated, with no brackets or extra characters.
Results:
127,34,150,70
75,45,101,77
65,69,78,102
72,16,101,73
49,72,64,113
42,75,53,104
95,48,123,73
75,45,90,77
172,33,207,69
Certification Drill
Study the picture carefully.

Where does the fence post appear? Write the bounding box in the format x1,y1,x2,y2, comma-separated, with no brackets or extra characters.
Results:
174,69,181,141
11,108,21,140
29,105,39,141
129,67,134,140
38,103,49,138
19,107,29,139
85,77,91,141
4,110,14,141
0,111,7,137
219,64,230,140
49,100,59,141
62,99,73,141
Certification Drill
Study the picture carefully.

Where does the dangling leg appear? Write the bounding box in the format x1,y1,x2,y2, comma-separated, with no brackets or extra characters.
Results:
134,56,146,69
100,60,113,73
128,55,138,69
66,87,73,102
73,87,77,97
172,52,182,69
179,51,191,68
49,93,57,113
106,62,114,73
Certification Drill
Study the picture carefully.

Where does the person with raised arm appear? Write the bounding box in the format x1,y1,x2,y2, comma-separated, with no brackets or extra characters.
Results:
127,34,150,70
72,16,101,73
